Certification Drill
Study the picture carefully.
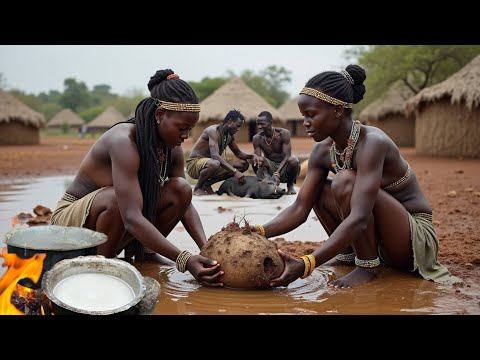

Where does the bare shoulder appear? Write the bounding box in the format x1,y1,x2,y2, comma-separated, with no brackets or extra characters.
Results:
205,125,219,138
101,123,136,150
359,124,393,150
309,140,332,169
278,127,291,138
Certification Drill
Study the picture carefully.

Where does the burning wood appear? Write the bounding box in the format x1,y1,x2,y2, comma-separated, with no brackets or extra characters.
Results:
11,284,50,315
0,250,46,315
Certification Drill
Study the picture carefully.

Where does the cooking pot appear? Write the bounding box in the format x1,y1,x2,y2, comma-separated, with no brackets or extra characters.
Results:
4,225,107,289
42,255,146,315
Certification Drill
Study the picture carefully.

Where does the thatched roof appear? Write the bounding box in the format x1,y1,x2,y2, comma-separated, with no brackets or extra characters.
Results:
405,54,480,116
88,106,125,128
48,108,85,127
198,78,284,123
359,82,414,122
0,90,46,128
278,97,301,120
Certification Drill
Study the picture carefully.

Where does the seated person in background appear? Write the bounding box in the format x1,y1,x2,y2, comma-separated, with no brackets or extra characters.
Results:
186,109,255,196
252,111,300,195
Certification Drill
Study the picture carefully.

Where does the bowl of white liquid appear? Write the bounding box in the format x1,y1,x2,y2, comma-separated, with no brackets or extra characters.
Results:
42,255,146,315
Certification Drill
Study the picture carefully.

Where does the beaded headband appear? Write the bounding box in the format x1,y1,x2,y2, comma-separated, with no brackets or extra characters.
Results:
153,98,201,112
340,69,355,85
299,87,354,108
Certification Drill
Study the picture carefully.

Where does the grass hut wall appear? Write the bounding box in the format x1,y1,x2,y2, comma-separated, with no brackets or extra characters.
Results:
87,106,126,134
359,82,415,147
0,90,46,145
277,97,308,138
405,55,480,158
193,78,285,143
48,108,85,130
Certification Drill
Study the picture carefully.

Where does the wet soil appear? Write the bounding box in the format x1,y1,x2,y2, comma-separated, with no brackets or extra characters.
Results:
1,136,479,311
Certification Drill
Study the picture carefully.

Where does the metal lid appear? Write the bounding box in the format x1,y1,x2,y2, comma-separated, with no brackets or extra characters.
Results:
4,225,107,251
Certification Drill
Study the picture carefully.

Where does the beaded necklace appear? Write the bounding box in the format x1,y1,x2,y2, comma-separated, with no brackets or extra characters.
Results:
330,120,361,173
157,144,170,187
263,128,276,146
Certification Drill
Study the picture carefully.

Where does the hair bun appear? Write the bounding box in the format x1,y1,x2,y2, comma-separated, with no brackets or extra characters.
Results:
147,69,174,92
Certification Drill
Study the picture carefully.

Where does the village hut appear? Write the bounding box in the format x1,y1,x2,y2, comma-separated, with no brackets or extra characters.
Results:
277,97,308,138
193,78,284,143
87,106,125,134
0,90,46,145
359,82,415,147
48,108,85,130
405,55,480,158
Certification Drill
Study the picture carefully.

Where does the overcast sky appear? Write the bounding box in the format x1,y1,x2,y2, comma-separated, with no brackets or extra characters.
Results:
0,45,354,99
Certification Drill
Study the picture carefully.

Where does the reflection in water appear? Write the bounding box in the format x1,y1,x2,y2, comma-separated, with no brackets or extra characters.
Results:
136,260,480,315
137,261,331,315
1,176,479,314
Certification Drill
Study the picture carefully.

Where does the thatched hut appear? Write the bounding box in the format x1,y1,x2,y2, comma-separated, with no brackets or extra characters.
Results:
87,106,125,134
359,82,415,147
405,55,480,158
0,90,46,145
193,78,284,143
48,108,85,130
277,97,307,138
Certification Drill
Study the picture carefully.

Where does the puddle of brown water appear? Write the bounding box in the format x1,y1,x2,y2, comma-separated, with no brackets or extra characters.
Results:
1,176,479,314
136,260,480,315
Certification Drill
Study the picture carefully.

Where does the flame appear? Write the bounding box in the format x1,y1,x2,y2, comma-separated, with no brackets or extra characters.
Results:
0,249,46,315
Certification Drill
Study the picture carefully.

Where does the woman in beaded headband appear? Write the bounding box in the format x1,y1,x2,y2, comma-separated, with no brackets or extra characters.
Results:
251,64,460,288
50,69,224,288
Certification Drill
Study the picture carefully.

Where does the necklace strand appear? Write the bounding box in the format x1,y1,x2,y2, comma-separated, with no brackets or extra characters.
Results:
157,145,170,186
330,120,361,173
263,129,275,146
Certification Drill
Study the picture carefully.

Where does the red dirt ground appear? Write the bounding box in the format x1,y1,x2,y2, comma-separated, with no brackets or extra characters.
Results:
1,136,479,290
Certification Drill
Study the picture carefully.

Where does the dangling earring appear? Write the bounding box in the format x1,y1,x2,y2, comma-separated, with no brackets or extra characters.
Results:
156,120,160,124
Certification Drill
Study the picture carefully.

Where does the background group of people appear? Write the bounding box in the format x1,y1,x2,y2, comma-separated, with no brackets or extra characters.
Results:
186,109,301,196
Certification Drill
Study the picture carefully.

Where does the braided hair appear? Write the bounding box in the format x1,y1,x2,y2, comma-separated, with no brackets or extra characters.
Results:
131,69,198,224
305,64,367,115
217,109,245,154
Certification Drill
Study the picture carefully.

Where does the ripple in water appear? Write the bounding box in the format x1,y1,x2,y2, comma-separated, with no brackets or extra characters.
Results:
155,266,331,315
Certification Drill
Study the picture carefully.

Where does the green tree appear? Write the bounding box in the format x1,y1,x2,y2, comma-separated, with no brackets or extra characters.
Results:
240,66,291,108
189,76,231,101
41,103,63,121
60,78,91,112
79,106,105,123
61,122,71,134
91,84,117,106
259,65,292,107
38,90,62,103
108,95,145,117
346,45,480,114
9,90,43,112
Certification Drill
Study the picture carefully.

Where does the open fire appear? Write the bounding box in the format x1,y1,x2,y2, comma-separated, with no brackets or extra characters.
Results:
0,249,46,315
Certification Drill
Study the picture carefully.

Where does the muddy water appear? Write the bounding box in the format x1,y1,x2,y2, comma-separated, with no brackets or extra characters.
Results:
1,176,478,314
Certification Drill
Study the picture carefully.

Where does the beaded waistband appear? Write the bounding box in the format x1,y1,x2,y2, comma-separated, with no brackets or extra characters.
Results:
61,192,79,203
411,212,432,221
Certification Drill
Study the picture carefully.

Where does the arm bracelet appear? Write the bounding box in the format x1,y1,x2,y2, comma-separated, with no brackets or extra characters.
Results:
176,250,193,273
